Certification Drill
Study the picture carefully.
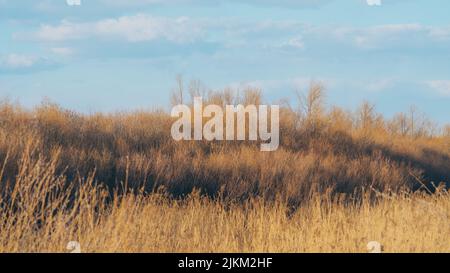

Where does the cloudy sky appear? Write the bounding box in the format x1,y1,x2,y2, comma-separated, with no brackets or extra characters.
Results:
1,0,450,123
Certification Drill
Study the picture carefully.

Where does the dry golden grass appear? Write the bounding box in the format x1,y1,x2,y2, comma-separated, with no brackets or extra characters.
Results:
0,148,448,253
0,86,449,253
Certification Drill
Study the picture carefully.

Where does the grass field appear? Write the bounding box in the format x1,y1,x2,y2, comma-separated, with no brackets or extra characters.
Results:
0,86,449,253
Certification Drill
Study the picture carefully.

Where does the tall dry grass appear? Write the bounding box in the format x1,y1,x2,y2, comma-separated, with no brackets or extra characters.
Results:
0,84,449,252
0,145,448,252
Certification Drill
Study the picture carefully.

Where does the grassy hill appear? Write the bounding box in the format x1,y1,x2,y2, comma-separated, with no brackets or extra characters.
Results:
0,85,449,252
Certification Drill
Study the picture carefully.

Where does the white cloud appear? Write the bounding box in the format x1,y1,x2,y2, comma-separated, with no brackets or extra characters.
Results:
0,54,37,69
94,15,201,43
0,53,57,73
99,0,333,8
365,78,395,92
326,23,450,49
429,27,450,40
333,23,426,49
226,77,334,93
283,37,305,49
23,14,204,43
217,21,450,51
51,47,74,56
427,80,450,97
34,20,87,41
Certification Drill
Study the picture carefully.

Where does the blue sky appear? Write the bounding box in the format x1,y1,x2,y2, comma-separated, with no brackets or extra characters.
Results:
1,0,450,124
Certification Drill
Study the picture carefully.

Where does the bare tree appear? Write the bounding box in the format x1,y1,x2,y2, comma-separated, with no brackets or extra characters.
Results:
390,113,409,136
296,82,325,121
188,79,208,102
328,106,353,132
170,74,184,106
357,101,376,130
406,106,437,138
444,125,450,138
293,82,326,135
409,105,417,137
242,87,262,106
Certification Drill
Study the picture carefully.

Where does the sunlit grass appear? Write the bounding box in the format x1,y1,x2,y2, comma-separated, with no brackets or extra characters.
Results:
0,85,449,253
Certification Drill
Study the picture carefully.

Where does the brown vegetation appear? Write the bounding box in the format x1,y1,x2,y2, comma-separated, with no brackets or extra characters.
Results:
0,83,449,252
